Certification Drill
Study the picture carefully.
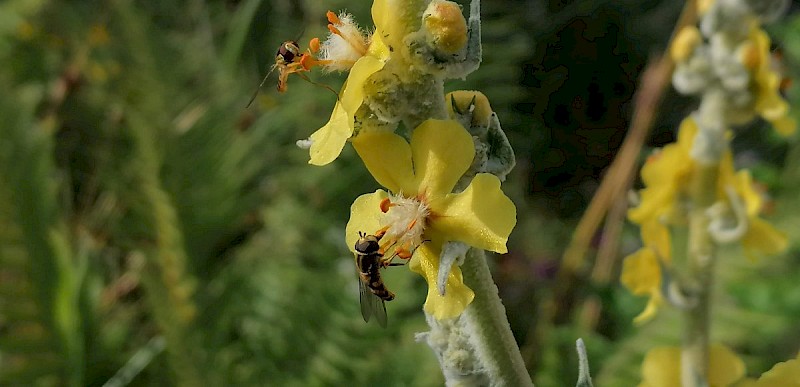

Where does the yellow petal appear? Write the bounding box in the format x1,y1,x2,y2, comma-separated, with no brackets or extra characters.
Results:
756,87,789,121
641,344,746,387
370,0,407,51
670,26,701,62
341,55,385,116
750,358,800,386
771,115,797,136
697,0,714,15
429,173,516,253
742,217,788,261
409,239,475,319
628,187,675,225
367,29,390,59
732,170,763,218
641,346,682,387
345,190,389,253
411,119,475,196
633,293,662,325
621,248,661,296
307,55,386,166
708,344,746,386
309,102,351,165
641,219,671,261
371,0,386,33
352,130,416,194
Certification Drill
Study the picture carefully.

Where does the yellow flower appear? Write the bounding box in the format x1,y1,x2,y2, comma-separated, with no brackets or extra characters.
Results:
739,357,800,387
620,245,664,324
640,344,746,387
628,117,698,226
722,168,788,260
629,116,787,260
671,26,702,63
743,25,796,136
345,119,516,319
697,0,715,16
307,2,391,166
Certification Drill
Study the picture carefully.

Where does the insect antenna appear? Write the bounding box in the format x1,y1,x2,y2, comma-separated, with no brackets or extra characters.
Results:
245,64,278,108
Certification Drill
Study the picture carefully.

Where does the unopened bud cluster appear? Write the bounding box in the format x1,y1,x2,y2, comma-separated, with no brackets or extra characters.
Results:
672,0,792,128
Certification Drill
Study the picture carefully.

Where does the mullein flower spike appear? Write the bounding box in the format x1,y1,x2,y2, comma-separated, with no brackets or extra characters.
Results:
622,117,787,322
672,0,795,134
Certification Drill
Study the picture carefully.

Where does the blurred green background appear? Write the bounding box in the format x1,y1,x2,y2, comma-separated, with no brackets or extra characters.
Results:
1,0,799,385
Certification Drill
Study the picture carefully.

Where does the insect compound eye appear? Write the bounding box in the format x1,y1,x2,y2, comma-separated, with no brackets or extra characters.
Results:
277,41,300,63
354,237,380,255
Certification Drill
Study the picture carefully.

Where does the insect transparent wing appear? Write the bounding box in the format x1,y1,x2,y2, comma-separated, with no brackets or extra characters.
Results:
357,272,388,327
358,273,373,323
373,294,387,328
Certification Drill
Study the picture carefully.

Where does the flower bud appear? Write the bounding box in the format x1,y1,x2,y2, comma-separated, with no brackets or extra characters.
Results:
423,0,468,54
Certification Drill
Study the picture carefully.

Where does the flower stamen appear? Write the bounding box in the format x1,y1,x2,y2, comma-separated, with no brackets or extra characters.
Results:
376,194,431,260
380,197,394,213
323,10,369,59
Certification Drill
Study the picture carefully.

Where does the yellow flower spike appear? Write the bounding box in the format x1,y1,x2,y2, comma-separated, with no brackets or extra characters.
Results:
640,344,746,387
671,26,702,63
620,248,664,324
346,119,516,319
423,0,469,54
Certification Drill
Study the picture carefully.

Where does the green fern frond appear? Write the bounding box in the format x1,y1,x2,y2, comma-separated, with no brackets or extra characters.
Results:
0,86,84,386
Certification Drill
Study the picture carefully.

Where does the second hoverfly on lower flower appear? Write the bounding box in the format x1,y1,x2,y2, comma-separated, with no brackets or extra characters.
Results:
353,231,407,327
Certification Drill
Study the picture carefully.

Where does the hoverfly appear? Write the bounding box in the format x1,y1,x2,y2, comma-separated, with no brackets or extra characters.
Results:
353,231,404,327
246,38,338,108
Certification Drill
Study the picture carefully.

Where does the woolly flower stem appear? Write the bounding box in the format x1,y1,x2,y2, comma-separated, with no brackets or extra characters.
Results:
682,89,726,387
420,248,533,386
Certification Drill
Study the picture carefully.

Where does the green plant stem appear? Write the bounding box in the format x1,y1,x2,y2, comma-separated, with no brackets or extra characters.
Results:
461,248,533,386
682,161,719,387
681,87,726,387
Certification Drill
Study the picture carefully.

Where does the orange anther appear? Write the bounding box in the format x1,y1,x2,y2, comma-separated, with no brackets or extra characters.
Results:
397,248,413,259
406,219,417,231
374,225,389,238
299,54,315,70
327,24,342,37
326,10,340,25
308,37,321,53
379,198,393,213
